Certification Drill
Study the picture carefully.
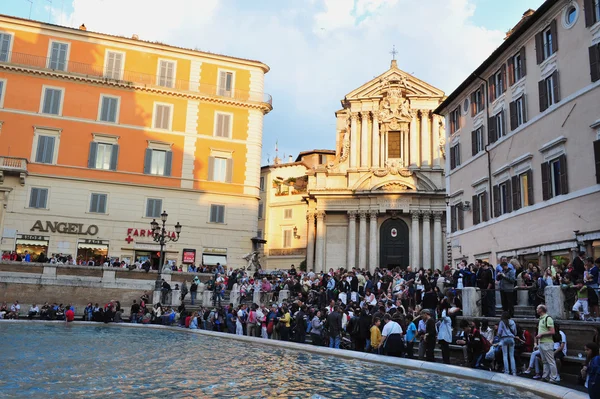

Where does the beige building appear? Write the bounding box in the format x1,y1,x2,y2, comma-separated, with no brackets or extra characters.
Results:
434,0,600,266
258,150,334,270
304,60,447,273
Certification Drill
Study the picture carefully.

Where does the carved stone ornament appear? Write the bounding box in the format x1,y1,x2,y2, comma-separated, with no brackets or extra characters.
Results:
378,85,412,125
384,159,412,177
378,182,410,191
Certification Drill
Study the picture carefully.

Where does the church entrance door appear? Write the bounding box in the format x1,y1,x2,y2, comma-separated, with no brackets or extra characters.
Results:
379,218,409,269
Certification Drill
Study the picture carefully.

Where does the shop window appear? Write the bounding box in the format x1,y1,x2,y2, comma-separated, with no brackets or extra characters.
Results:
210,204,225,224
146,198,162,218
89,193,107,214
29,187,48,209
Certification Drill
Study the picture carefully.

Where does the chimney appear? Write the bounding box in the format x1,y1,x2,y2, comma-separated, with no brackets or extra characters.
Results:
79,24,87,31
288,155,293,163
132,34,139,40
273,156,281,165
505,9,535,40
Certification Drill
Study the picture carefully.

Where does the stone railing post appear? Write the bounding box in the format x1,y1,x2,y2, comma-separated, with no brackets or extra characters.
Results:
230,289,241,307
462,287,482,317
253,289,262,306
279,289,290,303
544,285,567,320
42,265,57,279
171,289,181,307
202,290,212,306
517,287,529,306
102,269,116,283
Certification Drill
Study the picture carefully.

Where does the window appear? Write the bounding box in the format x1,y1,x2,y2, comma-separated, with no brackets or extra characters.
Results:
104,51,124,80
99,95,119,123
487,110,505,144
541,154,568,200
594,140,600,185
387,131,401,158
450,204,464,232
509,96,526,130
153,103,172,130
146,198,163,218
258,203,264,219
259,176,265,191
218,71,234,97
143,148,172,176
472,191,488,225
88,142,119,171
536,21,557,64
284,209,292,219
214,113,232,138
48,41,68,71
494,68,504,99
508,47,526,85
0,33,12,62
565,5,577,26
538,71,560,112
210,204,225,224
590,43,600,83
511,170,534,211
157,60,175,88
208,156,232,182
0,79,5,108
29,187,48,209
493,180,512,217
41,87,63,115
471,127,484,156
34,135,56,164
319,154,328,164
450,107,461,134
283,229,293,248
450,143,461,170
89,193,107,214
470,85,485,116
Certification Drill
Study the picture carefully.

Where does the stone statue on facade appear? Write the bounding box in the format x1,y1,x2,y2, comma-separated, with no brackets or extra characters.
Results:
243,251,261,272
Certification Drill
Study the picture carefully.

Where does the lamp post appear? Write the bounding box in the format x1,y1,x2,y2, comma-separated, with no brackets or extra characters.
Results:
150,210,182,291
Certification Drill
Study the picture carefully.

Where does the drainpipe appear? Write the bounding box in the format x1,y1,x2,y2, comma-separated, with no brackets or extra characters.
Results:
473,74,493,216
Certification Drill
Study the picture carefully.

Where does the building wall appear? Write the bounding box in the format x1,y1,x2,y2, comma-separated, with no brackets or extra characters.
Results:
440,0,600,264
0,15,271,268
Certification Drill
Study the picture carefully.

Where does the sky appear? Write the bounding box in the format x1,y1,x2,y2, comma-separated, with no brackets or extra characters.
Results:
1,0,545,165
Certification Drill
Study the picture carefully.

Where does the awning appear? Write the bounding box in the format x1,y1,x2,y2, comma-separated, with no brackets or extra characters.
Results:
202,254,227,266
77,244,109,250
16,239,49,246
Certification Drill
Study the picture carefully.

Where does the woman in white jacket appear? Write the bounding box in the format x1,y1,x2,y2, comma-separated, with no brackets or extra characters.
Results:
437,306,453,364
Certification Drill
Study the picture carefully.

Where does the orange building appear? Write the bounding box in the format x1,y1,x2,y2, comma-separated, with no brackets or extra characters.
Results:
0,15,271,268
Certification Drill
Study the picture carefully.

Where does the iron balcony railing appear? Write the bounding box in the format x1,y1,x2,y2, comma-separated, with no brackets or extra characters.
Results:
0,52,272,106
0,156,28,173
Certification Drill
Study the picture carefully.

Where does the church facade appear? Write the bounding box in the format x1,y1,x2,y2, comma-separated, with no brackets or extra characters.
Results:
304,60,447,273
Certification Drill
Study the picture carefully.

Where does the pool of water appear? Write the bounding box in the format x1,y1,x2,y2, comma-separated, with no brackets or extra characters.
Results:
0,323,537,398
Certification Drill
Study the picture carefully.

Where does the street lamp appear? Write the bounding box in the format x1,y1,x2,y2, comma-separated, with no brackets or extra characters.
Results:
150,211,182,290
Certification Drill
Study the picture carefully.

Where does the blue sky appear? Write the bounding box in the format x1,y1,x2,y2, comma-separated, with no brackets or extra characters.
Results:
1,0,545,164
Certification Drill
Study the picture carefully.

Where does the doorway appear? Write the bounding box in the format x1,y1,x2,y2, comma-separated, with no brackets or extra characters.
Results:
380,218,410,269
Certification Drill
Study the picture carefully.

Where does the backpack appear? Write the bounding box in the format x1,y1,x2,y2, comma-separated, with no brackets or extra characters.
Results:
480,335,491,353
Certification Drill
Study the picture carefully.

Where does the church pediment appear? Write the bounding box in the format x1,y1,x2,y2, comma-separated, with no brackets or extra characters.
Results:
344,61,444,101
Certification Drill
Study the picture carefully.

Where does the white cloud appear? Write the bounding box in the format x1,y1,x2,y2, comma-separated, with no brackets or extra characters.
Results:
58,0,506,163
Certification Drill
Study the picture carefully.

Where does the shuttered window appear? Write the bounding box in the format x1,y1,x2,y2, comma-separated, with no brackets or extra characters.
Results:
450,107,460,134
157,60,175,88
104,51,124,80
0,80,4,107
146,198,163,218
535,20,558,64
89,193,107,214
538,71,560,112
42,88,63,115
507,47,526,86
218,71,234,97
512,170,534,211
471,127,484,156
541,155,568,200
153,104,172,130
0,33,12,62
585,0,600,26
99,96,119,123
143,149,172,176
48,42,68,71
283,229,293,248
594,140,600,185
210,204,225,223
472,192,488,226
470,85,484,116
589,44,600,83
260,176,265,191
35,135,56,164
215,113,232,138
450,143,461,170
29,188,48,209
450,205,464,232
509,96,526,131
284,209,292,219
488,110,505,144
208,156,232,182
258,203,264,219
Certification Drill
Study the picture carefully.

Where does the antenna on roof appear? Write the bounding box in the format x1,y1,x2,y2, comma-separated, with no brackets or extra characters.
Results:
25,0,33,19
45,0,52,23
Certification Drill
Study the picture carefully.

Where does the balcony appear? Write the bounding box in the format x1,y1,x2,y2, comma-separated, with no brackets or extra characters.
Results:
0,156,28,185
0,52,272,107
266,248,306,257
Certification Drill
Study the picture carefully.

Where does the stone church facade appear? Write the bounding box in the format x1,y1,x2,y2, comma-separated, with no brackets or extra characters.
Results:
305,60,447,273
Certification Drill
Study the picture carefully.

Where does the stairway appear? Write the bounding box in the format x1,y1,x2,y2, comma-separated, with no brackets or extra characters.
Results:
513,305,535,318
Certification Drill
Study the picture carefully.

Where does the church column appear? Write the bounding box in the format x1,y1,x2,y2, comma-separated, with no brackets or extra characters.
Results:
403,130,409,167
432,114,441,168
358,211,367,270
315,211,326,273
306,211,315,272
433,211,443,270
347,211,357,270
372,114,380,168
360,112,370,168
368,210,378,273
409,112,419,167
350,113,359,168
380,128,386,166
411,211,420,267
422,211,431,270
421,110,431,168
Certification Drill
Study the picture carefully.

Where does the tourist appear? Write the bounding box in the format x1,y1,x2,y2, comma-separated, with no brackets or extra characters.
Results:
498,311,517,376
160,279,172,304
40,302,51,320
310,310,324,346
190,280,198,305
180,280,188,303
421,309,437,362
437,308,453,364
536,304,559,383
582,342,600,398
573,279,591,321
380,313,404,357
497,262,516,318
7,301,20,319
130,300,140,323
477,262,495,317
65,305,75,323
27,304,39,319
327,305,342,348
279,305,291,341
295,305,307,343
370,317,382,353
190,312,199,329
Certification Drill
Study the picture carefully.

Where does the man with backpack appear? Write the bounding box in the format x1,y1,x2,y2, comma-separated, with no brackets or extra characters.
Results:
536,304,559,383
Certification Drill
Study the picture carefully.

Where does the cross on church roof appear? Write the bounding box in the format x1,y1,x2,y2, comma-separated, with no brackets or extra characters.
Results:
390,45,397,61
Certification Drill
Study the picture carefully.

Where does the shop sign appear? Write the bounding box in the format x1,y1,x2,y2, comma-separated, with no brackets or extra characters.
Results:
18,234,47,241
182,249,196,264
203,247,227,254
30,220,99,236
82,239,107,245
125,228,176,244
